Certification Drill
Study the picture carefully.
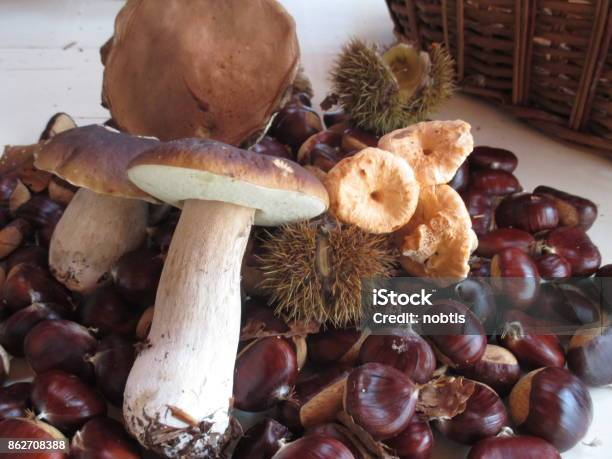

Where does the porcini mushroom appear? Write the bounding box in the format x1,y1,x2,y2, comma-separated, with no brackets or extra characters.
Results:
102,0,299,145
124,139,328,457
34,125,158,293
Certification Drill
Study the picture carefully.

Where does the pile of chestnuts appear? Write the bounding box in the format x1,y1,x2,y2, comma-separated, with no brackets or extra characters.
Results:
0,94,610,459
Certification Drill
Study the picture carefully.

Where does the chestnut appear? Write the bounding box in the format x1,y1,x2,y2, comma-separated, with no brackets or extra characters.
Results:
542,227,601,276
79,287,140,337
567,326,612,386
385,418,433,459
553,284,601,325
0,418,68,459
297,130,343,172
250,136,294,160
344,363,418,440
15,195,64,228
449,160,469,192
469,170,522,196
47,176,77,206
340,126,377,152
534,254,571,280
233,418,291,459
461,190,494,235
111,248,164,306
434,382,507,445
307,327,361,365
491,248,540,309
470,146,518,172
271,435,355,459
2,263,72,313
90,335,135,406
468,435,561,459
454,278,497,327
0,302,70,356
460,345,520,396
534,185,597,229
6,245,48,272
32,370,107,433
358,333,435,384
424,300,487,368
270,102,323,153
0,382,32,420
233,337,298,412
476,228,534,258
495,193,559,233
0,345,10,384
24,319,97,381
500,311,565,370
323,109,349,128
70,417,140,459
0,218,32,259
305,423,366,459
509,367,592,451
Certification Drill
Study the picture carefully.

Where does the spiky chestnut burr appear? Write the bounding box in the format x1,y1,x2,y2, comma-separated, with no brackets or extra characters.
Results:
257,217,397,326
330,39,454,135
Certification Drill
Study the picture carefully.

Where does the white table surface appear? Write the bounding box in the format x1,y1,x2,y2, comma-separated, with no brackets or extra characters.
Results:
0,1,611,458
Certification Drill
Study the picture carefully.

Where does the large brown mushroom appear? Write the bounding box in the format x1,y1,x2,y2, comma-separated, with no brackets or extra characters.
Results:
102,0,299,145
34,125,158,293
125,139,328,457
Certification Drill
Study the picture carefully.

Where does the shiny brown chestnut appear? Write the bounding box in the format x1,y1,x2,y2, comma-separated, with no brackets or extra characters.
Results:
534,254,572,280
468,435,561,459
425,300,487,368
307,327,361,365
495,193,559,233
449,160,469,192
385,418,433,459
434,382,507,445
233,337,298,412
32,370,107,433
470,146,518,172
305,423,366,459
270,103,323,153
500,310,565,370
2,263,72,312
90,335,135,406
534,185,597,229
0,219,32,259
0,418,68,459
509,367,592,452
15,195,64,228
469,170,522,196
250,136,294,160
111,248,163,306
542,227,601,276
341,127,377,152
70,417,140,459
297,130,343,172
491,248,540,309
234,418,292,459
567,327,612,386
454,278,497,327
0,302,70,356
79,287,140,337
6,245,48,272
476,228,534,258
460,345,520,396
0,382,32,420
461,190,495,236
344,363,418,440
271,435,355,459
358,333,435,384
323,109,349,128
554,284,601,325
24,319,97,381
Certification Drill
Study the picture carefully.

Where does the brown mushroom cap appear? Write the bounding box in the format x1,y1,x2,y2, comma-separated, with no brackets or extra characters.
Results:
34,125,158,202
127,138,329,226
102,0,299,145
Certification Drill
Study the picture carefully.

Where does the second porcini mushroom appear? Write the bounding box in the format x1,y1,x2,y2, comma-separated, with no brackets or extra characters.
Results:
125,139,328,457
34,125,158,292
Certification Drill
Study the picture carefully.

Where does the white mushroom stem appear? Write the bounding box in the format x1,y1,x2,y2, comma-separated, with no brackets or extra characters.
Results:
49,188,148,293
123,199,254,457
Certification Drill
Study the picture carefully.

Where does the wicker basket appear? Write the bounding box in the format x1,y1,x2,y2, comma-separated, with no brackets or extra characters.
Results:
385,0,612,154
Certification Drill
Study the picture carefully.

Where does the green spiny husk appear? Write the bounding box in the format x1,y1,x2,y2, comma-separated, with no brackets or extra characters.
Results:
330,39,455,135
257,217,398,327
